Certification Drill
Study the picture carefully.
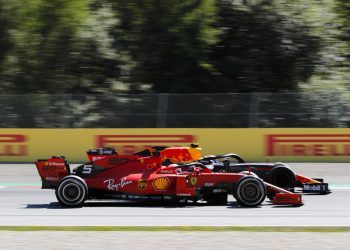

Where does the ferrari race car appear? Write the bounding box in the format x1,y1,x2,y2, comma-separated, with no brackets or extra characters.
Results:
197,153,330,195
35,146,302,208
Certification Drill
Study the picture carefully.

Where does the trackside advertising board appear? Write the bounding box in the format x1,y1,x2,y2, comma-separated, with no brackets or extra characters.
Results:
0,128,350,162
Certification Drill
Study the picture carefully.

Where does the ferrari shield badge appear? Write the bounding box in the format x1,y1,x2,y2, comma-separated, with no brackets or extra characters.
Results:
138,180,147,190
190,177,197,186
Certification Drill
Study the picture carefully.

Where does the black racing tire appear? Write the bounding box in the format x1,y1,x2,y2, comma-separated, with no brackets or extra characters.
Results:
269,166,296,189
233,177,266,207
55,176,88,208
205,193,228,205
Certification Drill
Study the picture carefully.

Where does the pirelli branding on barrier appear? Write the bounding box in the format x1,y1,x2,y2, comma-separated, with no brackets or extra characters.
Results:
0,128,350,162
266,134,350,157
0,134,28,157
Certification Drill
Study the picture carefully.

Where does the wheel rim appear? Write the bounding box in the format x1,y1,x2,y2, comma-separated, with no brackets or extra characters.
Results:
62,183,81,202
241,183,260,202
57,179,86,206
236,178,266,206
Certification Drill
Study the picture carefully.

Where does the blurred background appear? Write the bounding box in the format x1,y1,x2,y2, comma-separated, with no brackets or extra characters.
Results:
0,0,350,128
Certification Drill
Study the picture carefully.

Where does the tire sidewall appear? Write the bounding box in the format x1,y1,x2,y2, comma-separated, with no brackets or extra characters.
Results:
56,176,88,207
234,177,266,207
269,166,296,189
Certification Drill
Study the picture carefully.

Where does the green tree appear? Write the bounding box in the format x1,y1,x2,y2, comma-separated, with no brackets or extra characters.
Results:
0,0,131,94
210,0,320,92
0,1,16,74
0,0,90,93
113,0,219,93
335,0,350,51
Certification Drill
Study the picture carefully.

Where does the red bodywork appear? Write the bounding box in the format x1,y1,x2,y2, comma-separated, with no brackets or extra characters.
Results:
35,147,302,206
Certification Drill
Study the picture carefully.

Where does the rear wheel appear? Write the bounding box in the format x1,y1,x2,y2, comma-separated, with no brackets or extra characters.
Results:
56,176,88,207
234,177,266,207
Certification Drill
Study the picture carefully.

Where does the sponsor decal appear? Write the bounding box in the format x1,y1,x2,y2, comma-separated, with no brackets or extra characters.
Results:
96,134,196,155
267,134,350,157
204,183,214,187
152,177,170,191
159,169,174,174
213,189,225,193
303,184,328,192
45,177,59,181
91,156,104,161
190,177,197,186
152,196,162,200
0,134,27,157
104,177,132,191
107,158,132,165
44,161,66,167
161,148,197,163
137,180,147,190
177,193,191,196
274,196,296,202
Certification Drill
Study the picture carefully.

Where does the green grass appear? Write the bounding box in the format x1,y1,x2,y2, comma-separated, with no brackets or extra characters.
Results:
0,226,350,232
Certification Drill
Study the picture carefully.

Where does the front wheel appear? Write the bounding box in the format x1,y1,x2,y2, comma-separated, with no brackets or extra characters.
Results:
269,166,296,189
55,176,88,207
233,177,266,207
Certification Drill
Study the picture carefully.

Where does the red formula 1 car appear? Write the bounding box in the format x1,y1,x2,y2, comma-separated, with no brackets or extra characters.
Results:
35,146,302,208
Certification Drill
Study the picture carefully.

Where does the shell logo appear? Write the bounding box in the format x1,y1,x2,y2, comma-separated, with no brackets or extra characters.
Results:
152,177,170,191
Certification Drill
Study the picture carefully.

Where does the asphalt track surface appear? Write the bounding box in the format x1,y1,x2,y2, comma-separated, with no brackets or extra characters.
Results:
1,163,350,226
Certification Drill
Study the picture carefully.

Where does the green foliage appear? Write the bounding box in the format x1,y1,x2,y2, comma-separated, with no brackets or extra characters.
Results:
335,0,350,45
112,0,220,93
0,1,14,68
0,0,131,94
0,0,349,94
210,0,320,92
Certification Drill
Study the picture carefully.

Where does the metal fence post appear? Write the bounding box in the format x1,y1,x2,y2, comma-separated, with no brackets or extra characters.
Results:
156,93,169,128
249,92,260,127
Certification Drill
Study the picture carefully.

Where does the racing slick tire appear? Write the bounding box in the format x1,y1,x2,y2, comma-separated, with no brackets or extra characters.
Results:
55,176,88,208
233,177,266,207
269,166,296,189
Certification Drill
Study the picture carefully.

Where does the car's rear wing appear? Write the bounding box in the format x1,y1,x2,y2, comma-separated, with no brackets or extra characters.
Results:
35,157,70,189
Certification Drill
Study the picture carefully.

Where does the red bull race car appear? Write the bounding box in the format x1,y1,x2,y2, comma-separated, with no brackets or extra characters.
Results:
131,145,330,195
35,146,302,208
197,153,330,195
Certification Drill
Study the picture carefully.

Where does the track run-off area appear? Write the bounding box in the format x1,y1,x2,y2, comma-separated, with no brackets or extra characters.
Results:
1,163,350,227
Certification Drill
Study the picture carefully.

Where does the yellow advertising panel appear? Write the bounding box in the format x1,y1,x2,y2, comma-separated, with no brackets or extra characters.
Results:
0,128,350,162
